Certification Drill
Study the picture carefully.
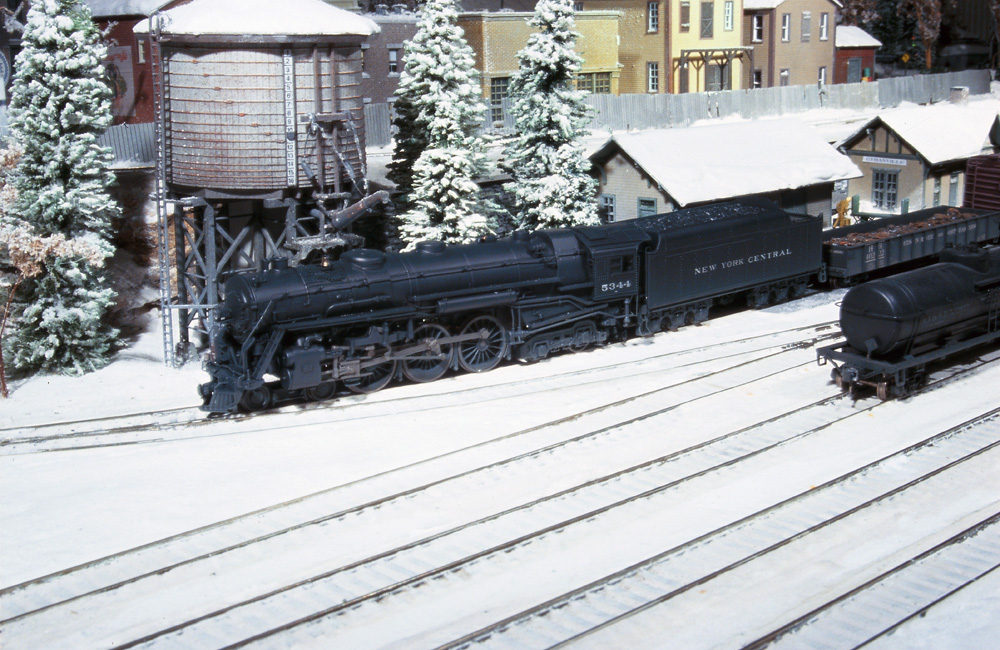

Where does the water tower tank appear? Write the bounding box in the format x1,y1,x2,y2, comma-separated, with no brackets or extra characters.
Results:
136,0,380,196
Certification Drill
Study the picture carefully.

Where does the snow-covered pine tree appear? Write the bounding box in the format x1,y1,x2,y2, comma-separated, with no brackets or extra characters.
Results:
390,0,490,249
503,0,600,231
2,0,121,375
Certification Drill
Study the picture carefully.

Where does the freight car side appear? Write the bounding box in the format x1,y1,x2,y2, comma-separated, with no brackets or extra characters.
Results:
823,207,1000,285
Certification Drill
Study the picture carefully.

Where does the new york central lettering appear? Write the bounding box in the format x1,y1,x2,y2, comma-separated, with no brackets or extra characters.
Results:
693,248,793,275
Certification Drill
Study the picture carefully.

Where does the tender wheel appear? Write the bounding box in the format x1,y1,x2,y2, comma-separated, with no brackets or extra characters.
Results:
304,382,336,402
457,314,509,373
402,323,454,383
240,385,272,412
345,345,396,394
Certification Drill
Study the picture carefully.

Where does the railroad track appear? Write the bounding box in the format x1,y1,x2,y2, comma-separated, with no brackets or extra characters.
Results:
0,321,840,454
0,337,841,646
4,351,998,648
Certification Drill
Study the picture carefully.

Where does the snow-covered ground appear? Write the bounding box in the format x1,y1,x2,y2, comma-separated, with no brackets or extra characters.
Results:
2,289,998,649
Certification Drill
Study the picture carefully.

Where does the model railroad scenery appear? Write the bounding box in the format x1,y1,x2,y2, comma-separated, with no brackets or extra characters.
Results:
4,0,1000,647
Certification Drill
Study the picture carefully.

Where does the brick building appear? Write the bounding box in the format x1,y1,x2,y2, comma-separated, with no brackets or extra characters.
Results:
742,0,838,88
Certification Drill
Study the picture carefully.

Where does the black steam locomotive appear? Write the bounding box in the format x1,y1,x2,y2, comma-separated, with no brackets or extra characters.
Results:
199,198,1000,413
817,246,1000,400
200,198,822,413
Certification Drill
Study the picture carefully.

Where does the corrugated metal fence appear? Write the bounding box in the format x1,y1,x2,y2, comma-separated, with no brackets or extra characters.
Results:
364,69,991,146
0,69,991,156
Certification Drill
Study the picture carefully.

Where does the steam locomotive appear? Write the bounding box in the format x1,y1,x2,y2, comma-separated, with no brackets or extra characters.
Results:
200,198,822,413
199,199,1000,413
818,245,1000,399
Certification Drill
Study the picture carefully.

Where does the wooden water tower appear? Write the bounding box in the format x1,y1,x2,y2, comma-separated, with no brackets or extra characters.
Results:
135,0,388,364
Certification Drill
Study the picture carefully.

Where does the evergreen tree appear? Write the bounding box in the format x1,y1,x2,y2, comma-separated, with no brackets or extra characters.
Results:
503,0,599,231
839,0,879,26
390,0,490,249
2,0,120,375
903,0,946,69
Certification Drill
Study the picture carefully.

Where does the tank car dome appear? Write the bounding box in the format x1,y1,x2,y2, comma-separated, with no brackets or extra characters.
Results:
134,0,379,40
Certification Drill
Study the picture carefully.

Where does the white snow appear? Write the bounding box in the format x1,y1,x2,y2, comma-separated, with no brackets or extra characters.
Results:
2,287,998,648
836,25,882,49
132,0,379,37
593,118,862,207
839,99,1000,166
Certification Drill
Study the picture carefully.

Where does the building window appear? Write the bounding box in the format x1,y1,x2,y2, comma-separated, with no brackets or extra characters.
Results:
680,1,690,32
752,69,763,88
388,48,400,74
600,194,617,222
724,0,733,30
638,197,658,218
801,11,811,41
818,66,826,87
781,13,790,41
701,2,714,38
648,1,659,31
490,77,509,125
577,72,612,94
950,172,960,205
820,12,829,40
751,14,764,42
780,68,789,86
647,62,660,92
933,176,942,206
873,169,899,210
574,1,583,9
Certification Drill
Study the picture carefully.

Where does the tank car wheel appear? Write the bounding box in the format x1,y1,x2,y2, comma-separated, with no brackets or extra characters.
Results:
832,368,846,391
402,323,455,383
304,382,337,402
457,315,509,373
876,380,891,401
240,386,273,412
345,345,397,394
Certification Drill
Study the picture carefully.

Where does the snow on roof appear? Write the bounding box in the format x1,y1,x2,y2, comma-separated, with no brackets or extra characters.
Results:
836,25,882,49
742,0,785,9
744,0,840,10
841,100,1000,166
592,118,861,208
83,0,174,18
134,0,379,37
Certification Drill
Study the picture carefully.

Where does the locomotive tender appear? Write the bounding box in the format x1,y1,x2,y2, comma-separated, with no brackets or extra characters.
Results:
200,198,822,413
818,246,1000,400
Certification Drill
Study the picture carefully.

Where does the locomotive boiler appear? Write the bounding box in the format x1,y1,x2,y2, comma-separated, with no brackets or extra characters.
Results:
818,246,1000,399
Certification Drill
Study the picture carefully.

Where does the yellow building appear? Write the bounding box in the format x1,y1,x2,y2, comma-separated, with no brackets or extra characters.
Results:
458,10,622,122
579,0,749,93
669,0,750,93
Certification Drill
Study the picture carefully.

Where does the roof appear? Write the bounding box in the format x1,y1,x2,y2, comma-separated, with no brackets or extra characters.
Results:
742,0,785,9
134,0,379,37
836,25,882,49
591,118,861,208
743,0,841,9
840,100,1000,166
82,0,175,18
